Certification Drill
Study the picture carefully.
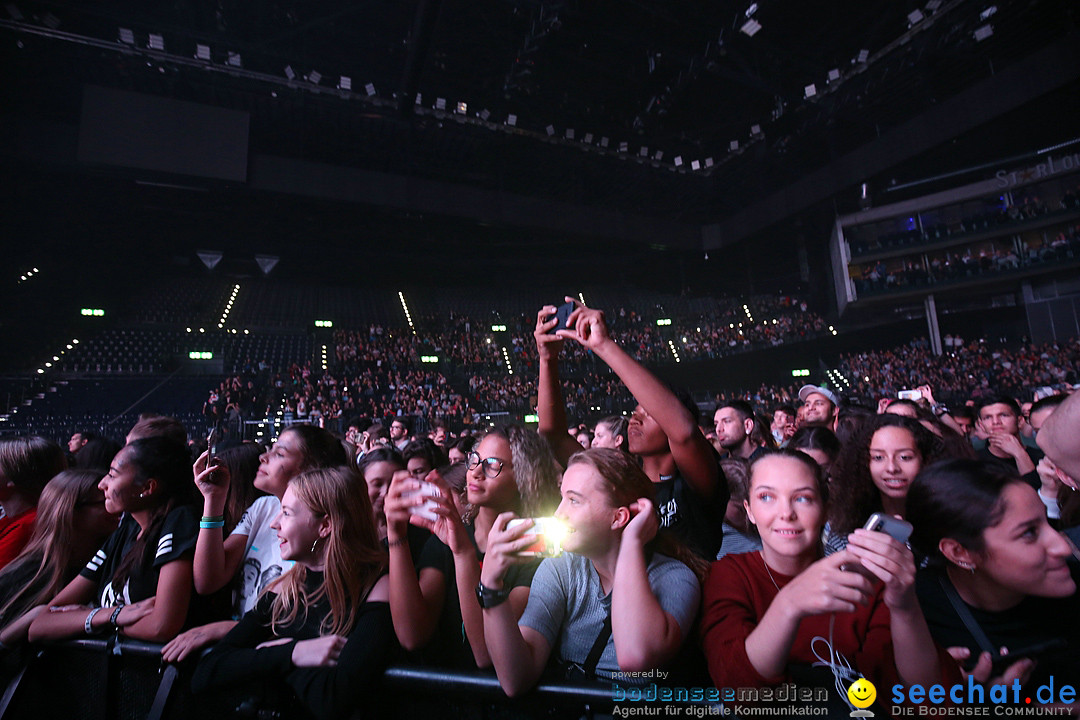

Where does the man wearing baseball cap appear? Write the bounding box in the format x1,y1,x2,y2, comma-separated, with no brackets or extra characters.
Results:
798,384,839,431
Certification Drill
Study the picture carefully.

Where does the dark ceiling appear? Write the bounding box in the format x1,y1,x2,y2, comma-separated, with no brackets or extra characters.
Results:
0,0,1078,298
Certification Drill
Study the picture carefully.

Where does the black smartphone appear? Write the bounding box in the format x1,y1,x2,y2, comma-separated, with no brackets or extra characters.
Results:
206,427,224,484
841,514,914,581
863,512,913,544
544,301,576,334
979,638,1068,676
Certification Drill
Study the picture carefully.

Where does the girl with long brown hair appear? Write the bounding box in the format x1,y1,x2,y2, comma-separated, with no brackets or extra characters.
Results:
192,467,393,720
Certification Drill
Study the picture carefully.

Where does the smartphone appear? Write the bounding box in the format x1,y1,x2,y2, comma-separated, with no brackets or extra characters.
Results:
206,427,224,484
507,517,568,557
404,481,441,522
863,513,913,544
1033,386,1056,401
897,389,922,401
544,301,576,334
842,514,914,581
980,638,1068,676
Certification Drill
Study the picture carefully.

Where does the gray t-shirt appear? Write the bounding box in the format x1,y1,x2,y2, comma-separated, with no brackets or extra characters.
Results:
518,551,700,682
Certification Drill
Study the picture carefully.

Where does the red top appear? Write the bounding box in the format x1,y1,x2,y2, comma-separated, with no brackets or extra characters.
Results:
0,507,37,570
701,551,959,694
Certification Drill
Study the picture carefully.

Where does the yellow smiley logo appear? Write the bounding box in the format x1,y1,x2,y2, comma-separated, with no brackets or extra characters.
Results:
847,678,877,709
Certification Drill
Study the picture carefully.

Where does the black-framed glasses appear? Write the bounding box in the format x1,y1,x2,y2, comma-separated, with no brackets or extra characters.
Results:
466,451,505,479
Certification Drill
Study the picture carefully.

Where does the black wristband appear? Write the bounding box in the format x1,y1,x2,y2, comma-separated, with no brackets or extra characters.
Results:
475,582,511,609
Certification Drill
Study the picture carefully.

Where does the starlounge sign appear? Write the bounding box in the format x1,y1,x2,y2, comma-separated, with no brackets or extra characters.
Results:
995,152,1080,188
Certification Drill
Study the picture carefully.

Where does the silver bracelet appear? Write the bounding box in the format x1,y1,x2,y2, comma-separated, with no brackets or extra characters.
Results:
84,607,102,635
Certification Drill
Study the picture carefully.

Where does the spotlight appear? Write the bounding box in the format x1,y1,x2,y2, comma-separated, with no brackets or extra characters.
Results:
907,9,924,25
599,137,609,147
365,83,376,96
729,140,739,152
435,97,446,110
619,141,628,152
195,44,211,60
307,70,321,85
739,19,762,37
639,146,649,157
583,132,593,143
546,125,555,136
973,24,993,41
284,65,296,80
827,68,840,83
506,114,517,126
856,48,869,63
673,156,683,167
227,52,241,67
705,157,714,167
457,101,468,114
653,150,663,160
804,84,817,98
750,124,762,137
565,128,574,139
479,109,491,120
980,5,997,20
691,160,701,170
148,33,164,51
118,27,134,45
337,75,351,90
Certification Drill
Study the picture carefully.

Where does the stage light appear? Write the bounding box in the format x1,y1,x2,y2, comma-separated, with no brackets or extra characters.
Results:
973,24,993,41
804,84,817,98
227,52,241,67
507,114,517,126
148,33,164,51
118,27,134,45
307,70,321,85
365,83,376,96
739,19,762,37
195,44,211,60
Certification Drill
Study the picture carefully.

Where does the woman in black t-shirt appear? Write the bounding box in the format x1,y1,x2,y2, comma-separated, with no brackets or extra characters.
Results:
193,466,393,720
909,459,1080,689
29,437,198,643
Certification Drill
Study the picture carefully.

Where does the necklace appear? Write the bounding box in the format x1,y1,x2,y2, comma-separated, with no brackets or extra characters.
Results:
760,551,781,592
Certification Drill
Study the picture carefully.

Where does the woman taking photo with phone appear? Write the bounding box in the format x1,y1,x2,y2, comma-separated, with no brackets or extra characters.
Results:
192,467,393,720
480,448,702,695
702,449,956,711
161,425,346,663
385,425,559,667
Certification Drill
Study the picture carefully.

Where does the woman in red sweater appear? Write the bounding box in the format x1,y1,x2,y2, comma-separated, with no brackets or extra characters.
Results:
701,449,956,710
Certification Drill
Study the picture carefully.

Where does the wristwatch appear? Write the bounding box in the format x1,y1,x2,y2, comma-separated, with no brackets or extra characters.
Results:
475,582,511,609
932,403,949,417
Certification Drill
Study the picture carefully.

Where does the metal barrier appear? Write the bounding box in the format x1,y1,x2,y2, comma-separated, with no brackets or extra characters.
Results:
0,638,622,720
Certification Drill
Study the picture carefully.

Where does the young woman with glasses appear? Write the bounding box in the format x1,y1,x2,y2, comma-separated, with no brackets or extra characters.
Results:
384,425,560,667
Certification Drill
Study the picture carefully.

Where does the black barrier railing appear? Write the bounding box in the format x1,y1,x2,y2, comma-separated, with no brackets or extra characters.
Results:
1,638,665,720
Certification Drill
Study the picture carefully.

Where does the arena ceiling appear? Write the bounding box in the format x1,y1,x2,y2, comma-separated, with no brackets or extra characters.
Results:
0,0,1078,291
